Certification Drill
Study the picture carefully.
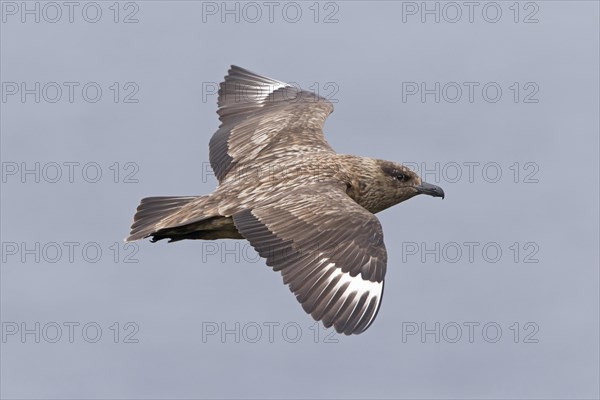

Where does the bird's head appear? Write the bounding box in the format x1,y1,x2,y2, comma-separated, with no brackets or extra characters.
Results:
378,160,445,201
351,160,445,213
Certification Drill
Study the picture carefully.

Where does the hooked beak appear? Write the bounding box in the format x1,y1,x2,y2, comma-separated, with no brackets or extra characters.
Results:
415,181,445,199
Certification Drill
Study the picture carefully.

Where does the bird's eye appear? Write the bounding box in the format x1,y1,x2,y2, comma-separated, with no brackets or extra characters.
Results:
395,173,406,181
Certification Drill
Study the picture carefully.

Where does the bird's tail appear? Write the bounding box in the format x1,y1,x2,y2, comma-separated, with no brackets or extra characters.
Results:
125,196,200,242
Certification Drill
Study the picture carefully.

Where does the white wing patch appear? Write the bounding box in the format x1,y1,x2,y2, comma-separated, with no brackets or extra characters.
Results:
312,261,383,333
256,82,289,102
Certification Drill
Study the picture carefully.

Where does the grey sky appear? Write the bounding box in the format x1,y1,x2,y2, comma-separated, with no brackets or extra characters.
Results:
1,1,599,399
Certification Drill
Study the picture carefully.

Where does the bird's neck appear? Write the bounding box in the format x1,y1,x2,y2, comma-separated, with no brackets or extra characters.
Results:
336,155,391,214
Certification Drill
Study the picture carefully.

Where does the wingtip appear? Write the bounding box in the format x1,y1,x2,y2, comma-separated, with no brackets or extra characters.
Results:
228,64,246,75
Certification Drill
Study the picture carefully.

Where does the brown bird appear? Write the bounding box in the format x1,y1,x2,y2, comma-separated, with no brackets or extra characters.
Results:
126,65,444,335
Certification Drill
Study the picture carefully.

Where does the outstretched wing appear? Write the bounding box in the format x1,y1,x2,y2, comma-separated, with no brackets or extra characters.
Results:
209,65,335,182
232,183,387,335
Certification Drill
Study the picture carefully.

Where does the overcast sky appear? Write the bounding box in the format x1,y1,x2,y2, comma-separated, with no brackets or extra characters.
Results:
1,1,599,399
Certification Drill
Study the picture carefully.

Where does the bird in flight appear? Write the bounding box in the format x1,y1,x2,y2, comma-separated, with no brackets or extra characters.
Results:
126,66,445,335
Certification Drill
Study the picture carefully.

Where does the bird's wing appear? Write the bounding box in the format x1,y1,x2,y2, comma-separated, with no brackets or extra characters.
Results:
232,183,387,335
209,65,335,182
